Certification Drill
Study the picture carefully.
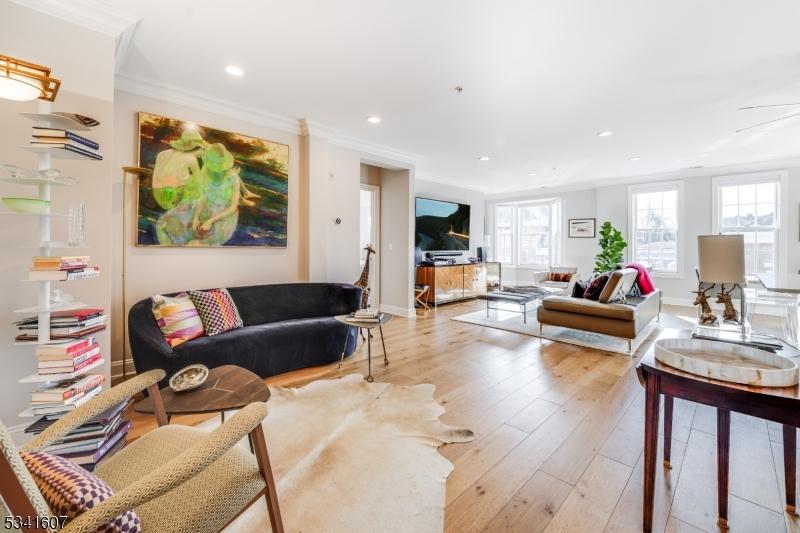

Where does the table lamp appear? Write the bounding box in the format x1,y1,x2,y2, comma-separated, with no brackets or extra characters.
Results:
696,234,759,346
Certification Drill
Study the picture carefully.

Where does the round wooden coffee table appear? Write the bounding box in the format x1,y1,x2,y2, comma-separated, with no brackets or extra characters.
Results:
135,364,269,422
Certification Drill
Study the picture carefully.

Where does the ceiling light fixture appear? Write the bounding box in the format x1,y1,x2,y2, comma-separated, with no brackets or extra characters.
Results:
0,55,60,101
366,116,381,124
629,156,641,161
528,172,536,177
225,65,244,76
478,156,490,161
597,131,613,137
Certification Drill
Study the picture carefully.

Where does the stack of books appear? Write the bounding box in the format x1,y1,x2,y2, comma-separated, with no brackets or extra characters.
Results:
29,255,99,281
346,309,385,323
24,400,131,471
29,126,103,160
33,337,103,375
15,310,107,342
30,373,104,415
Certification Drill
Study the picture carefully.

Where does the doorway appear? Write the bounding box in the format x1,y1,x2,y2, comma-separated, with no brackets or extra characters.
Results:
360,184,380,308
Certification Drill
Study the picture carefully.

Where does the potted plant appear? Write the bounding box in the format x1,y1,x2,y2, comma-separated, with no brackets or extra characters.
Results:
594,221,627,273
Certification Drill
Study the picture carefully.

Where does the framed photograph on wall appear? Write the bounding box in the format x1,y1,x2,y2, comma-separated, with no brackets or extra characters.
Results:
568,218,596,238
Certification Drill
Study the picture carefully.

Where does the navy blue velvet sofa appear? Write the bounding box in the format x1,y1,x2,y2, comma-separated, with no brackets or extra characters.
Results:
128,283,361,383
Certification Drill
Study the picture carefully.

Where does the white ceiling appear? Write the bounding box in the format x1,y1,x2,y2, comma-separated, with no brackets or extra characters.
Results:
104,0,800,192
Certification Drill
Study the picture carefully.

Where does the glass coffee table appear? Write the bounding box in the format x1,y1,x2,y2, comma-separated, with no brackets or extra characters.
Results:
334,314,393,382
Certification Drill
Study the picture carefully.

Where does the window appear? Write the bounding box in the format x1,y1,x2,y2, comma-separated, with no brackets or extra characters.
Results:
629,182,682,276
713,173,784,280
494,199,561,267
495,205,514,264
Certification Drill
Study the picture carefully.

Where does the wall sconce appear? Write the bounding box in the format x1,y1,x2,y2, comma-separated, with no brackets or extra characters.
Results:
0,55,60,101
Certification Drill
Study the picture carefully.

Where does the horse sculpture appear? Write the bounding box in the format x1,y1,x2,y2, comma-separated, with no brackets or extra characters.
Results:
693,284,719,326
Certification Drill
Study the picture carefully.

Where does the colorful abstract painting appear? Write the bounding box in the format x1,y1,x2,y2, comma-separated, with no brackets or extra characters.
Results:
136,111,289,247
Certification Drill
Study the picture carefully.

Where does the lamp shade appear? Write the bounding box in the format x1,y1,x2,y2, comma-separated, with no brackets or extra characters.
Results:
697,234,746,284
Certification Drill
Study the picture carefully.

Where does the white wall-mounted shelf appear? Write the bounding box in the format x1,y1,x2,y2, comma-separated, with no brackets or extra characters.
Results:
0,176,75,187
18,358,105,384
20,112,92,131
13,302,87,314
20,146,102,161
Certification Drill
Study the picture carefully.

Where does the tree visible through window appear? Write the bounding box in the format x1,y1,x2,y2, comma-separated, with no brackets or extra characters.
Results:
716,179,779,278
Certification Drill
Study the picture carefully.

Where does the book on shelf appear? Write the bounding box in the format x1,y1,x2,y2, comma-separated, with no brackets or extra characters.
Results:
31,255,90,271
31,127,99,150
29,384,102,415
27,266,100,281
37,340,97,362
16,324,106,342
15,308,105,327
34,337,94,356
30,139,101,156
41,419,124,455
30,374,104,402
28,142,103,160
38,346,100,369
61,421,130,469
20,315,106,334
26,400,130,433
37,353,102,375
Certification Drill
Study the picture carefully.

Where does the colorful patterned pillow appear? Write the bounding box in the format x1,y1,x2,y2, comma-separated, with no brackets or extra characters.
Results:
188,288,243,336
20,451,142,532
152,292,205,347
583,274,610,301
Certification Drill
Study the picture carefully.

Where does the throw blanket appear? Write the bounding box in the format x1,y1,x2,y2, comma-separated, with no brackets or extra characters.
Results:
624,262,655,295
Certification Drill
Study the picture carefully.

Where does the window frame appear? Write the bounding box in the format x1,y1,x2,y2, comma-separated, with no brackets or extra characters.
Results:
494,198,562,269
627,180,685,279
711,171,788,285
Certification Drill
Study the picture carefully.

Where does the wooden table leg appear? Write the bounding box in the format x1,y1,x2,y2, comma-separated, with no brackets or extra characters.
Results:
147,383,169,427
643,373,661,533
717,408,731,529
784,424,797,514
663,394,673,469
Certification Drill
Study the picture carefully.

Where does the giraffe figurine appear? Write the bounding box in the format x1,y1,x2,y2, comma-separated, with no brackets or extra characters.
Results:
354,244,376,309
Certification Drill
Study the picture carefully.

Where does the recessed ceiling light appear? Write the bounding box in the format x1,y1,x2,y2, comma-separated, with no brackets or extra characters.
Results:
366,116,381,124
528,172,536,177
597,131,613,137
225,65,244,76
629,156,641,161
478,156,490,161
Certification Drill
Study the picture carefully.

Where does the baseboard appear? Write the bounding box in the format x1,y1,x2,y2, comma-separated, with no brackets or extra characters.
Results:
379,304,415,318
110,358,137,383
661,297,695,308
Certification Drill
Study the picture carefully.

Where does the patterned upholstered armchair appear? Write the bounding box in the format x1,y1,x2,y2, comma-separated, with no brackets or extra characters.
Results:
0,369,283,533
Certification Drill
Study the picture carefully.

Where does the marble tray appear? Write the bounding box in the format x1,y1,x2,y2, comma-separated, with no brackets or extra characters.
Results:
654,338,798,387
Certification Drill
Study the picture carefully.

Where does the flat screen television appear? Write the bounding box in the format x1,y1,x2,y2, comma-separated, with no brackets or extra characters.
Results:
415,197,471,252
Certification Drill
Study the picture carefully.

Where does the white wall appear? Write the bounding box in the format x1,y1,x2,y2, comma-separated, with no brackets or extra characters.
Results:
486,162,800,302
414,179,486,258
380,169,414,315
0,1,115,434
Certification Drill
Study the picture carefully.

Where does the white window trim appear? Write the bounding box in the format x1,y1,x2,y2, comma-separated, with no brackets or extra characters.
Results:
711,171,789,286
494,198,563,269
627,180,685,279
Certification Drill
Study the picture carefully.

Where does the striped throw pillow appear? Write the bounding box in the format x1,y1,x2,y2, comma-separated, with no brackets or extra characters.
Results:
152,292,205,347
188,288,243,336
21,451,142,532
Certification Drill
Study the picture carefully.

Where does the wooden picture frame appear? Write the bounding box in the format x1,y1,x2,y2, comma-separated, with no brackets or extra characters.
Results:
568,218,596,238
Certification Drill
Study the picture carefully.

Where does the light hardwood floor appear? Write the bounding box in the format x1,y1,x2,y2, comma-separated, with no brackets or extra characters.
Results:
127,301,798,533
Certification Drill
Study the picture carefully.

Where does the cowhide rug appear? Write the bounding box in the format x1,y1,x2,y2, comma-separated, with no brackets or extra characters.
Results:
198,374,473,533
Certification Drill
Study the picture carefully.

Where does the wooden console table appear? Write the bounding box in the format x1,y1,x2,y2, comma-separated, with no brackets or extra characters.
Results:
415,261,501,306
637,332,800,531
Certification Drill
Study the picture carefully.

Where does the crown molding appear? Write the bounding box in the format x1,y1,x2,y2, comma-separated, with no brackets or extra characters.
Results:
10,0,141,71
115,73,303,135
415,171,489,193
328,132,420,168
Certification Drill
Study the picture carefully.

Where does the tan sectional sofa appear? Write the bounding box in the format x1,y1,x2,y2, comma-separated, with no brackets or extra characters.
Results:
536,268,661,353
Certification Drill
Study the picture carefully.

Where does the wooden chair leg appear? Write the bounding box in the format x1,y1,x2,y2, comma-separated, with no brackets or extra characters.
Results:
147,383,169,427
251,424,284,533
